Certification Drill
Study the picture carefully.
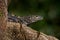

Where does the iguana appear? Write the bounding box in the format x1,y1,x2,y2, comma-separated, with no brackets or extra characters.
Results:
8,14,43,26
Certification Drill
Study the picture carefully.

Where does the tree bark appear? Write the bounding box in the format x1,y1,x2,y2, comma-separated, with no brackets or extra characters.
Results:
6,22,58,40
0,0,8,31
0,0,8,40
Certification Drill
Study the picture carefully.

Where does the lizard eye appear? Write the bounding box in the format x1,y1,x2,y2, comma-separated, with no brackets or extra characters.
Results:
36,16,38,17
29,17,31,19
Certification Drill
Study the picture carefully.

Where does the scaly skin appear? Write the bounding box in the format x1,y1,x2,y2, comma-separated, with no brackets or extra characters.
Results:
8,14,43,25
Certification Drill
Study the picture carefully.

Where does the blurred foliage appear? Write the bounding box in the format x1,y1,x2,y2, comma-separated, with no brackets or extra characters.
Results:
8,0,60,39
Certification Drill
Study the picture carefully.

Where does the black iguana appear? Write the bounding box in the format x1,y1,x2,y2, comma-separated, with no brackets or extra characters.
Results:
8,14,43,26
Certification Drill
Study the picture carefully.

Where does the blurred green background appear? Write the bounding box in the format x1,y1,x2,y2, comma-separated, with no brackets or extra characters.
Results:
8,0,60,39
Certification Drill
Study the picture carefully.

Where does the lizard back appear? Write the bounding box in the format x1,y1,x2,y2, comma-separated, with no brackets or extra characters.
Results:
8,14,43,25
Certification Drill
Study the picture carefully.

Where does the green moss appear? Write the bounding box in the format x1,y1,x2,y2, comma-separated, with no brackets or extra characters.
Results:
0,12,3,17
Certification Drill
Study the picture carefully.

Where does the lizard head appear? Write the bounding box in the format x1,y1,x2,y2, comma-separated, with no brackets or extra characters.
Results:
27,15,43,23
17,15,43,25
21,15,44,25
